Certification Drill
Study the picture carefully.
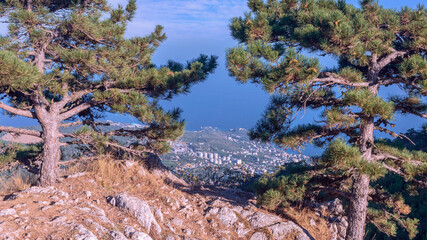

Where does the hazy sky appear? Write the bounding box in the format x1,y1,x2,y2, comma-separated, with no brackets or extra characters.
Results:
111,0,424,132
0,1,425,143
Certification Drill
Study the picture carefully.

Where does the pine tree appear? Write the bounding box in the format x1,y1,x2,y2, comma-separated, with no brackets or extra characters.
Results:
0,0,217,186
227,0,426,239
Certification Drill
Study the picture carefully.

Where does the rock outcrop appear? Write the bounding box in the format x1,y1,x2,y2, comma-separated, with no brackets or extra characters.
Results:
0,165,325,240
314,198,348,240
108,193,162,234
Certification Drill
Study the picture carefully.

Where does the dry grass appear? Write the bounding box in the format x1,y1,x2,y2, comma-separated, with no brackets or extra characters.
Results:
86,155,126,185
280,207,331,240
84,155,163,197
0,171,36,193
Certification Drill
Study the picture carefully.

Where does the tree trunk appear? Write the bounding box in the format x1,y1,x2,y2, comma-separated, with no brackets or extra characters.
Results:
38,118,61,186
346,83,378,240
345,174,370,240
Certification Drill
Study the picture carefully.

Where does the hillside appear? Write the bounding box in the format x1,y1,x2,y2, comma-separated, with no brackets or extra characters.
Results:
161,127,310,175
0,158,341,240
0,124,310,176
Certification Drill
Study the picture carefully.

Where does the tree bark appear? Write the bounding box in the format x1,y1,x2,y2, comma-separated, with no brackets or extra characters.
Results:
345,174,370,240
345,83,378,240
38,115,61,186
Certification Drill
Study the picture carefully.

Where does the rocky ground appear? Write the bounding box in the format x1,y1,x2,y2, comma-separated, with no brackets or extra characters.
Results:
0,159,344,240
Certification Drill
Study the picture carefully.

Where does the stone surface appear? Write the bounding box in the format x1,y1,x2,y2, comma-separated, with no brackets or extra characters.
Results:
316,198,347,240
268,221,310,240
0,208,17,217
131,232,153,240
110,231,128,240
73,224,98,240
216,208,238,227
247,212,282,229
111,193,161,234
171,218,183,228
250,232,268,240
22,186,69,198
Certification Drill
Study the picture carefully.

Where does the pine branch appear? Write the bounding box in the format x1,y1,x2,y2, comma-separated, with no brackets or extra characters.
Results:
60,121,83,128
105,142,156,155
0,126,41,137
314,72,370,87
0,102,35,118
312,187,351,199
395,107,427,119
373,161,427,188
59,102,93,121
56,89,93,109
376,49,407,70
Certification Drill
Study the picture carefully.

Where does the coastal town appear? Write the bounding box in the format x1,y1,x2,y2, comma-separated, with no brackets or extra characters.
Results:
161,127,311,175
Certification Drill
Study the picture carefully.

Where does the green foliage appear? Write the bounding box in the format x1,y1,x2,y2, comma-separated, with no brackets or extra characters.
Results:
0,142,18,166
367,172,426,240
253,163,314,209
0,142,41,168
343,89,395,120
261,189,285,210
0,0,217,162
321,138,361,166
228,0,426,238
322,139,387,179
176,164,255,188
325,108,357,127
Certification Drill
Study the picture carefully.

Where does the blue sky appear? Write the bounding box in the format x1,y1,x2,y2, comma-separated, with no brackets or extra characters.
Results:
0,0,425,155
110,0,425,131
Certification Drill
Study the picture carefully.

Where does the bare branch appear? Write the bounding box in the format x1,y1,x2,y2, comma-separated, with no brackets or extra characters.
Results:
377,49,407,70
313,73,370,87
0,102,35,118
59,102,92,121
0,126,41,137
56,89,92,109
60,121,83,128
105,142,156,155
381,163,427,188
312,187,351,199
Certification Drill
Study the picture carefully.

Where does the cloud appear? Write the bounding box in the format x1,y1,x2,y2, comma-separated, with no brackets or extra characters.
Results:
116,0,248,38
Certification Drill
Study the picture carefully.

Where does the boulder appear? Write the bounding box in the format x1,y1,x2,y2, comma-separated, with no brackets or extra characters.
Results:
268,221,310,240
131,232,152,240
73,224,98,240
0,208,17,217
216,207,238,227
247,212,282,229
110,231,128,240
170,218,183,228
250,232,268,240
110,193,161,234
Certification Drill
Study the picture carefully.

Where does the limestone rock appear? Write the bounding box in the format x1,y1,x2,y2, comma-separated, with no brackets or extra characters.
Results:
22,186,69,198
171,218,183,228
110,231,128,240
67,172,86,178
73,224,98,240
110,193,161,234
247,212,282,229
150,206,164,222
84,191,92,199
250,232,268,240
131,232,152,240
84,219,108,235
0,208,17,217
235,222,250,238
216,207,238,227
268,221,310,240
